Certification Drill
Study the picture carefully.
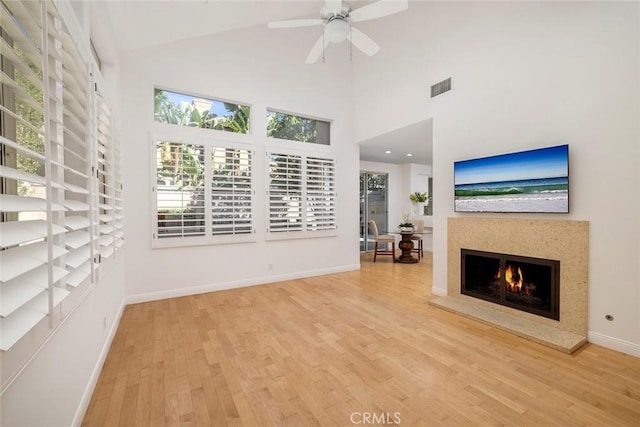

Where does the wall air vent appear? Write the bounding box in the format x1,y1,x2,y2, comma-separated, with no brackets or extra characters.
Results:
431,77,452,98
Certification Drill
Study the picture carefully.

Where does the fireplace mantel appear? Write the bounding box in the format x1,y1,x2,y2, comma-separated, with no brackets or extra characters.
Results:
430,217,589,353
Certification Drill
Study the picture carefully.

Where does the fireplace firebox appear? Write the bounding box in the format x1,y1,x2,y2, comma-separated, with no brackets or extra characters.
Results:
461,249,560,320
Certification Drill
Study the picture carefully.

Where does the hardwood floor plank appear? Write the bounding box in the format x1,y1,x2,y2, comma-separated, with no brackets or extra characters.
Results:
163,393,180,427
119,383,140,427
83,253,640,426
103,373,128,425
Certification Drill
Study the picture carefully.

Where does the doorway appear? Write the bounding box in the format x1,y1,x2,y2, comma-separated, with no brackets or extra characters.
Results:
360,172,388,252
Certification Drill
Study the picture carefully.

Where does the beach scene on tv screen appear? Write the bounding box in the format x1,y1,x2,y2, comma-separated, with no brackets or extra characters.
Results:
454,145,569,213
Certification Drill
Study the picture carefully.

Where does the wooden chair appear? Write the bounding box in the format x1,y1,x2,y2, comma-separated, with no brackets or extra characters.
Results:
409,219,424,260
368,220,396,262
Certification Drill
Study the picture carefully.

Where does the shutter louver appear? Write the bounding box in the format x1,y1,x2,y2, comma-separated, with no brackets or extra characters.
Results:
211,147,252,235
268,153,302,232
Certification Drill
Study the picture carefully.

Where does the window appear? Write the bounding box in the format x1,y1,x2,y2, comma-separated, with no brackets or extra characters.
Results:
154,88,250,134
266,109,330,145
267,153,303,232
60,18,94,291
0,0,123,352
211,147,253,235
156,141,206,239
0,0,57,352
306,157,336,231
153,140,254,246
267,151,336,236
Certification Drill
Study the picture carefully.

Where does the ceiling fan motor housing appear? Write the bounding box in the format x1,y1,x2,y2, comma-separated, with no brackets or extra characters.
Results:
320,2,352,20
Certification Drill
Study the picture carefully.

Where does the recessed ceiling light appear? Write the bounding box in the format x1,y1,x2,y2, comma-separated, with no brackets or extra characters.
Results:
406,153,413,157
385,150,392,154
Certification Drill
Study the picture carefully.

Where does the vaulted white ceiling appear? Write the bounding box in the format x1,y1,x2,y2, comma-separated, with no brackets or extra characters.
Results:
94,0,431,165
98,0,356,53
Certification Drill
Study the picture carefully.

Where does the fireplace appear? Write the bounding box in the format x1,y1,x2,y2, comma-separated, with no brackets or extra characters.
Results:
435,218,588,353
461,249,560,320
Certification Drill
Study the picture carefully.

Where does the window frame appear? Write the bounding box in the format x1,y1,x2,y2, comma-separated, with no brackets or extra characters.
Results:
154,86,252,136
266,107,331,146
151,131,257,249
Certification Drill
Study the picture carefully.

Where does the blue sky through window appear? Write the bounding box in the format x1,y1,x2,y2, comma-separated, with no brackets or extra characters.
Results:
163,90,238,118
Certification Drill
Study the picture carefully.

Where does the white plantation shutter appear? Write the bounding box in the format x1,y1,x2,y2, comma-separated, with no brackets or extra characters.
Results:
267,151,336,236
58,9,94,289
96,96,116,260
211,146,253,235
0,0,123,352
153,140,255,246
267,152,303,233
113,120,124,252
0,0,71,351
155,141,206,239
306,156,336,231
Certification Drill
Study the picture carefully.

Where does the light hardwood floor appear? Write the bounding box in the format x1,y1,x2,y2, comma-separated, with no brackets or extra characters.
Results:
83,253,640,426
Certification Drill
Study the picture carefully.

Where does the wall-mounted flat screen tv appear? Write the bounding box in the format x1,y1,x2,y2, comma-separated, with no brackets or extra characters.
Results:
454,144,569,213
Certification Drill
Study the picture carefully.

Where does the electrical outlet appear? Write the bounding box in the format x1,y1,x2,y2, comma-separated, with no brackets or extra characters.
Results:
268,263,273,271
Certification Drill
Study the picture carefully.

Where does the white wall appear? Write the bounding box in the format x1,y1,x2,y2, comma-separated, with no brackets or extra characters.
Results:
1,262,125,427
120,24,360,302
353,2,640,355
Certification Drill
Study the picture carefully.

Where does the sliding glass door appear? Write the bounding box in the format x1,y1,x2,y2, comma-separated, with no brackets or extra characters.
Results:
360,172,389,252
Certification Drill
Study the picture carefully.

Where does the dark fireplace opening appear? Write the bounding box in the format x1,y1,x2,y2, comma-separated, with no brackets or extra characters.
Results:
461,249,560,320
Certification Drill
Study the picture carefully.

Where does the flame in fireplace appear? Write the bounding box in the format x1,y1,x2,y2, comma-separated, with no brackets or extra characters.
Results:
505,265,523,293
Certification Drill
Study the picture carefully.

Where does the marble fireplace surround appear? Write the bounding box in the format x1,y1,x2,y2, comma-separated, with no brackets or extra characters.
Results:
430,217,589,353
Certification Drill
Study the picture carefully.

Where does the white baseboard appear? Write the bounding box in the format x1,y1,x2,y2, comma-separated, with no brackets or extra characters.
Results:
72,299,127,427
588,331,640,358
125,264,361,305
432,286,447,296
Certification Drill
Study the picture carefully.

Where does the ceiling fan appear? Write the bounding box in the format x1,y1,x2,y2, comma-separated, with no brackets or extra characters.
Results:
268,0,408,64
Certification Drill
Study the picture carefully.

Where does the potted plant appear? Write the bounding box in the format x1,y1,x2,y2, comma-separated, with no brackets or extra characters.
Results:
409,191,428,215
409,191,427,203
399,211,414,232
399,222,415,232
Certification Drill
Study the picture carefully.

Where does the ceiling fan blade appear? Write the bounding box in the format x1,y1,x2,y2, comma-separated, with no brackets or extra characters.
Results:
350,28,380,56
349,0,408,23
268,19,325,29
305,35,328,64
324,0,343,15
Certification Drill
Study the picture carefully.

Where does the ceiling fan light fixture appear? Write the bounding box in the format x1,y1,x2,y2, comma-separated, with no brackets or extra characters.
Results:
325,19,350,43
